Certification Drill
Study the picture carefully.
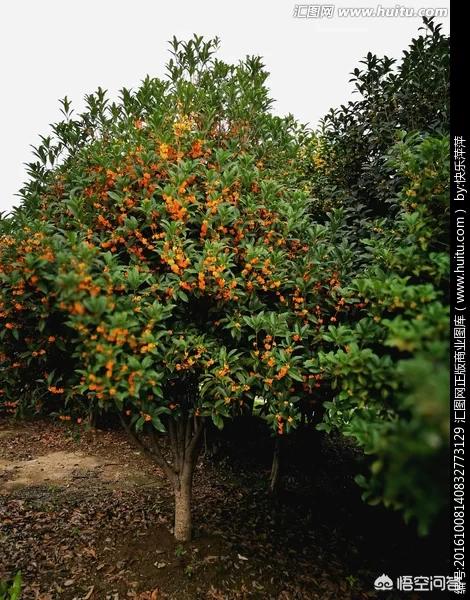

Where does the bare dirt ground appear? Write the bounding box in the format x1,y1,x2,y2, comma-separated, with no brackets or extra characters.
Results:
0,419,436,599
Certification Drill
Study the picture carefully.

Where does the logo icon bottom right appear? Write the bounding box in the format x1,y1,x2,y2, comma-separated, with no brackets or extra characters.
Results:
374,574,394,591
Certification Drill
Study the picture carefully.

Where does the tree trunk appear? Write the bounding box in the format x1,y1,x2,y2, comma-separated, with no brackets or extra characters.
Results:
168,412,204,542
174,475,192,541
120,409,204,543
269,436,281,494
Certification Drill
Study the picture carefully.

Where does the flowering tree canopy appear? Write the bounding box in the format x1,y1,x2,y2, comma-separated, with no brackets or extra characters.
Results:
1,24,449,541
0,37,347,540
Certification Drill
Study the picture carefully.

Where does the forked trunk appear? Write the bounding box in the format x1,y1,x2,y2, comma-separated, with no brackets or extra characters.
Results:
120,391,205,543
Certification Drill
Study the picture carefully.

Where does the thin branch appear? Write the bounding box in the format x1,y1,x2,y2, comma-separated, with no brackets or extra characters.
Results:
168,419,180,473
119,413,153,456
184,413,192,452
176,417,185,458
186,417,205,459
119,414,177,484
148,428,178,485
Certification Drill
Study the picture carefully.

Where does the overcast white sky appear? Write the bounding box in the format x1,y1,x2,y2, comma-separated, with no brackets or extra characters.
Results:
0,0,449,214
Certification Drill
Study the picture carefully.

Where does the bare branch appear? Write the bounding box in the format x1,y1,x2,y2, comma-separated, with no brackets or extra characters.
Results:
176,417,185,456
119,413,152,455
184,413,192,452
119,414,177,484
168,419,181,473
186,417,205,459
148,428,178,485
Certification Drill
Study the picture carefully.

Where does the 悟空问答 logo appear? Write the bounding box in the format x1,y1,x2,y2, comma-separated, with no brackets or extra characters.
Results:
374,574,394,591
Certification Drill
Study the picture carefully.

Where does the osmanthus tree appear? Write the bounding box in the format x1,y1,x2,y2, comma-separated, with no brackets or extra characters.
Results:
0,37,352,540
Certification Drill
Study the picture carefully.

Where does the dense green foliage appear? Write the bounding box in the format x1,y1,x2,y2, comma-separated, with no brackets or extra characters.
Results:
313,133,449,533
302,18,450,533
307,17,449,217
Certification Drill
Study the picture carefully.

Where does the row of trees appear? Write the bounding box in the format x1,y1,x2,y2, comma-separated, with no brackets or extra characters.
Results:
0,21,449,540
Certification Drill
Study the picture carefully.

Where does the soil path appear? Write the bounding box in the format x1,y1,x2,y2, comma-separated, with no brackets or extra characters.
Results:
0,449,159,492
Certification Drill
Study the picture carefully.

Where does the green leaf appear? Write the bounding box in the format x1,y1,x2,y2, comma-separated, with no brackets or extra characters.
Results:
152,416,166,433
212,413,224,430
